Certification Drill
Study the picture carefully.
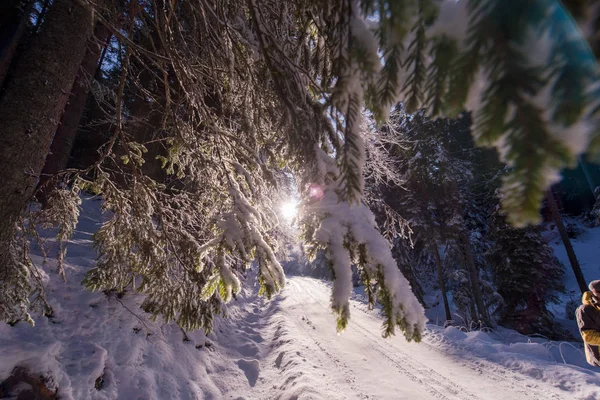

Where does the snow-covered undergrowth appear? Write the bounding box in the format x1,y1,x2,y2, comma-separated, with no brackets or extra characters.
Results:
0,199,225,399
0,198,324,399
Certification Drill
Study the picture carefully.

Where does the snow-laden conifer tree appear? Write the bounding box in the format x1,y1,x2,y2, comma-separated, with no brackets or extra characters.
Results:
377,107,503,325
487,208,566,338
380,109,472,322
0,0,598,342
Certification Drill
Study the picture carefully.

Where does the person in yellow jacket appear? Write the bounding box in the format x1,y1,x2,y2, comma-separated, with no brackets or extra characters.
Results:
576,280,600,367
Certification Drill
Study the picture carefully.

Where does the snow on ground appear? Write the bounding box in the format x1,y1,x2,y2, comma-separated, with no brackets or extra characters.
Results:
285,277,600,400
0,199,225,399
1,199,600,399
426,325,600,400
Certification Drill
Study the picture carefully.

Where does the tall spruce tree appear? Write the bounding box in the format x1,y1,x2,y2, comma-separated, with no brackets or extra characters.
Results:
378,107,502,325
382,109,473,322
441,113,502,323
0,0,97,323
487,209,566,338
36,21,113,205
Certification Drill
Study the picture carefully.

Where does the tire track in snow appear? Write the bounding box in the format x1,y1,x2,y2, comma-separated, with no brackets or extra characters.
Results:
350,321,478,400
342,297,568,400
293,277,570,400
293,279,474,400
284,279,370,399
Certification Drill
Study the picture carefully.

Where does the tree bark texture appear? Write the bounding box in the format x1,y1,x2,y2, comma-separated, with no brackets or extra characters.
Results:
460,231,490,324
432,239,452,322
0,0,31,90
0,0,95,237
465,275,478,322
37,21,111,202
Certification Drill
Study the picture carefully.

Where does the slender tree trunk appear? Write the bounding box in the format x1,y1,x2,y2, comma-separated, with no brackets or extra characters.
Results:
94,34,111,79
460,231,490,324
0,0,95,253
37,22,111,203
461,262,478,320
431,239,452,322
0,0,32,89
547,188,588,293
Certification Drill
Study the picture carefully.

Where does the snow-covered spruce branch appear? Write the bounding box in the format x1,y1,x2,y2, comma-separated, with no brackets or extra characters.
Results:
300,146,426,341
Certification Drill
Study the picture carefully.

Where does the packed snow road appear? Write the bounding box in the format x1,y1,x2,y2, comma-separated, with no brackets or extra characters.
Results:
217,277,584,400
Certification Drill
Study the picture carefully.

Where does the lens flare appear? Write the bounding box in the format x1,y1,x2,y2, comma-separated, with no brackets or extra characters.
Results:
308,184,324,200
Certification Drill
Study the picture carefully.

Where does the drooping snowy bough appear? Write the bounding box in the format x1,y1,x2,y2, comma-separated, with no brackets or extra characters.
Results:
301,146,426,340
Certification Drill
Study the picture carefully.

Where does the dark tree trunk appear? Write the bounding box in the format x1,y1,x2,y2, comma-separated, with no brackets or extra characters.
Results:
128,92,169,183
67,94,112,171
460,232,490,324
547,188,588,294
94,34,111,79
0,0,95,260
460,261,478,320
0,0,32,90
37,22,112,203
432,239,452,322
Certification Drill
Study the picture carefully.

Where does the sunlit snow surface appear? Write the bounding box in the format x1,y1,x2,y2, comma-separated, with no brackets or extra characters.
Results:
0,198,599,399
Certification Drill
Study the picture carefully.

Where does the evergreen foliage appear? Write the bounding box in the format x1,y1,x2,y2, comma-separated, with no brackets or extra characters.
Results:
487,209,566,338
457,0,598,226
372,106,502,324
0,0,598,341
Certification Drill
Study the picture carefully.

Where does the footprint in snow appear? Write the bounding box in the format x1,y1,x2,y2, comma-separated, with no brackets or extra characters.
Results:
237,359,259,387
275,351,285,368
237,342,260,357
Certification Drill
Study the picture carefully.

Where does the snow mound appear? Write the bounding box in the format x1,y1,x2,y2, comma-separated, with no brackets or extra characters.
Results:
426,325,600,400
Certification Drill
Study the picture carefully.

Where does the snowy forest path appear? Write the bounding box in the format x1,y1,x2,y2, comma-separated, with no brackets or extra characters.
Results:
288,278,484,400
282,278,474,400
290,277,574,400
218,276,574,400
